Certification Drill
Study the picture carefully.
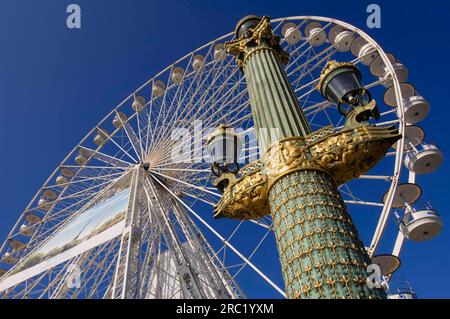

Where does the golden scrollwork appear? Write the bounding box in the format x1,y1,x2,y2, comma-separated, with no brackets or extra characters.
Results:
224,16,289,70
213,161,270,219
213,125,401,220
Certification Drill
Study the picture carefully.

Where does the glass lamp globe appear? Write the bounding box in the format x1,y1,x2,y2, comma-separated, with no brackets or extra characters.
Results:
206,125,242,176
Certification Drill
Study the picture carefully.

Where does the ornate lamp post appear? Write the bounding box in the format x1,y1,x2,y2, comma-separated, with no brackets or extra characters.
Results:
208,15,402,299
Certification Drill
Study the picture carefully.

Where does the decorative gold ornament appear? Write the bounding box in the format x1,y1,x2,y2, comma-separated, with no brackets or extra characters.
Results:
344,99,380,129
224,16,289,70
213,125,400,220
213,160,270,219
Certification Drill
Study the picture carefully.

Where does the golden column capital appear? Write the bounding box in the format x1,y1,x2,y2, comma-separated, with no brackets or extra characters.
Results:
224,16,289,70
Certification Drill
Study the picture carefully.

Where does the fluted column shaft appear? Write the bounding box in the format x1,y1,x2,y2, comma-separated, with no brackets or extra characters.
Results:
226,16,386,299
242,48,385,299
244,48,311,153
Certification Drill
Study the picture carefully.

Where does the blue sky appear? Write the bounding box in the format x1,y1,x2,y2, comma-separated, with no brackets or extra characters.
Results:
0,0,449,298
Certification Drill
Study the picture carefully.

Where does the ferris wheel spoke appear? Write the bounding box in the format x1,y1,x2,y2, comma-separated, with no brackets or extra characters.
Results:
232,224,273,278
121,119,145,161
287,44,336,79
101,131,140,165
151,62,240,153
162,65,240,144
150,174,286,298
79,146,134,168
150,54,233,152
41,171,125,190
149,170,221,197
154,100,252,168
291,48,337,90
155,167,210,173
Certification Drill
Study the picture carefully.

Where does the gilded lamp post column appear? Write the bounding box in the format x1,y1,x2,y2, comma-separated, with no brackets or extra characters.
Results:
224,16,387,299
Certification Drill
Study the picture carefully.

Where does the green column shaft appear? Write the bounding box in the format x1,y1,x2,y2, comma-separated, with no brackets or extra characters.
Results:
244,48,311,153
242,47,386,299
268,170,385,298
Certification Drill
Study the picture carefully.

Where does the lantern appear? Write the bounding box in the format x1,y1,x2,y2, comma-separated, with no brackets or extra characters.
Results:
206,125,242,177
318,61,377,120
234,15,262,38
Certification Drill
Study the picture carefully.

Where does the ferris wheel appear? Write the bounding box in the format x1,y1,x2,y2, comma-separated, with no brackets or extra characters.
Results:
0,16,443,299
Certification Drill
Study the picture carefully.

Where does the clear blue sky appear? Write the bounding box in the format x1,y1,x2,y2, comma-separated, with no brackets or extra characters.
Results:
0,0,449,298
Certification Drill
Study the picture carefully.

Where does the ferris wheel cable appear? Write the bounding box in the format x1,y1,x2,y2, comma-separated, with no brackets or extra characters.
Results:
149,50,236,152
78,145,135,167
291,48,338,89
305,101,335,118
0,140,128,249
155,167,210,173
150,62,242,153
24,178,116,213
93,131,139,164
287,44,336,78
180,191,217,207
157,67,246,147
283,21,333,76
41,171,126,190
135,111,148,161
149,85,175,157
184,94,251,142
150,104,253,168
149,170,221,197
232,224,273,278
150,174,286,298
334,118,401,131
321,107,336,129
181,191,273,231
61,164,130,170
114,114,145,161
4,267,49,298
153,87,249,160
182,80,249,128
157,146,262,168
380,109,397,117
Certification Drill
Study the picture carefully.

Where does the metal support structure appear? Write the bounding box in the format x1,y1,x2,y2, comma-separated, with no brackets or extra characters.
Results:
108,168,239,299
111,168,144,299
